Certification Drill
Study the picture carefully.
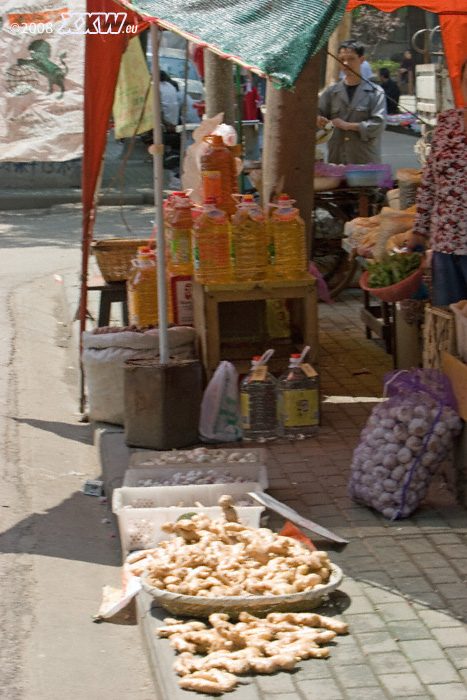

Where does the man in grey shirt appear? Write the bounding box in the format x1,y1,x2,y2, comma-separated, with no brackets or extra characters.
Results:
318,39,386,164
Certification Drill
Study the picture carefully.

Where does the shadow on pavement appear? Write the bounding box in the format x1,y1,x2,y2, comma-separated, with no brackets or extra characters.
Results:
12,417,94,445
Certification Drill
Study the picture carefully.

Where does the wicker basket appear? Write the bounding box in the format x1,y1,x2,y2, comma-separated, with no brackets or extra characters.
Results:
141,563,343,617
91,239,155,283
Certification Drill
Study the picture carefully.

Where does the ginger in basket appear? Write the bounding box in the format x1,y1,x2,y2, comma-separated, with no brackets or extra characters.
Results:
143,505,333,598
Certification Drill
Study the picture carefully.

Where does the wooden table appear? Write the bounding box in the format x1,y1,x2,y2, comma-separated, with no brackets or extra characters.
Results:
192,276,318,379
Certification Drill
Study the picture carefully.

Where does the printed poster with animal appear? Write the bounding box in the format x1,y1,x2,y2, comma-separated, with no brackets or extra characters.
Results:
0,1,85,161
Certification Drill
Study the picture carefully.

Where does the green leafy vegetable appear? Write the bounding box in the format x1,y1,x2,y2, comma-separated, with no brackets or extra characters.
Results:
366,252,422,289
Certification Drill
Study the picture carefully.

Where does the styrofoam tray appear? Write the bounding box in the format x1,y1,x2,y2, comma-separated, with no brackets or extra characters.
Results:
123,463,269,489
129,447,267,468
112,483,264,552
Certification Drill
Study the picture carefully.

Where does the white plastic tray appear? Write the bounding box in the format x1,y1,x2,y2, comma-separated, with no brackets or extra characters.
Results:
123,463,268,489
129,447,267,468
112,483,264,552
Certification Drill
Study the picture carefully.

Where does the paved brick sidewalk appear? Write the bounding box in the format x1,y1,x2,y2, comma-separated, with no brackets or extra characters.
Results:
112,290,467,700
261,290,467,700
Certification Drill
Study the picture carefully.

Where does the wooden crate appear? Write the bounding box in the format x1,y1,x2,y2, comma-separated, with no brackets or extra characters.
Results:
422,305,457,370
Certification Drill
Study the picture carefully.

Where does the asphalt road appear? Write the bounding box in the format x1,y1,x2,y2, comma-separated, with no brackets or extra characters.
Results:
0,206,155,700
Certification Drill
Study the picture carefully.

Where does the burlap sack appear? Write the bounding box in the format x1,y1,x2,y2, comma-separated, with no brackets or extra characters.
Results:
82,327,196,425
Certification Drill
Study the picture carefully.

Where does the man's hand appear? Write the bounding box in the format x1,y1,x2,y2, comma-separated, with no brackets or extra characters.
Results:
317,115,329,129
331,118,350,131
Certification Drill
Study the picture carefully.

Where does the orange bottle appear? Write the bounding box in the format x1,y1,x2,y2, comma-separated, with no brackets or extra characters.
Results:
200,134,238,218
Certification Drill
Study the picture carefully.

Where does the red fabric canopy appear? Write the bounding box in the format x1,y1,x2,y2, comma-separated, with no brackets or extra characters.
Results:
80,0,145,359
346,0,467,108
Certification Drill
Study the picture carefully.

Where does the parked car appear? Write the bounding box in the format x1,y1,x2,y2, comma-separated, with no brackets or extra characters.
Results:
146,47,204,101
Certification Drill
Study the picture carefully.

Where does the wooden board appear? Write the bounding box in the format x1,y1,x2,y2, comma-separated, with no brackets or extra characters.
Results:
442,352,467,421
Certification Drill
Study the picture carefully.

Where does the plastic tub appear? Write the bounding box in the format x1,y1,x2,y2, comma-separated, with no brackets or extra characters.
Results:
345,169,384,187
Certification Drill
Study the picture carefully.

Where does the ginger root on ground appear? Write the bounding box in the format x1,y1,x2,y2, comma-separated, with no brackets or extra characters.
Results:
156,610,349,695
178,668,238,694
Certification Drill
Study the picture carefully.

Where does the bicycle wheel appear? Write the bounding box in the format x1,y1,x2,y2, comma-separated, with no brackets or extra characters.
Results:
311,200,357,298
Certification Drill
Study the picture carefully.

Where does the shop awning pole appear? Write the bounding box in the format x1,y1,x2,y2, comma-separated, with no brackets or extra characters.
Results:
150,24,169,364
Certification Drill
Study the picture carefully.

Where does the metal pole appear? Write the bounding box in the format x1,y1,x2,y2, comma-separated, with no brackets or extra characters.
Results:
235,66,244,193
150,24,169,364
180,42,189,166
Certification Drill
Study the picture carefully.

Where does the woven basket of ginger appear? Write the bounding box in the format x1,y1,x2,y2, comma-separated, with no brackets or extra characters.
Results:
130,496,343,617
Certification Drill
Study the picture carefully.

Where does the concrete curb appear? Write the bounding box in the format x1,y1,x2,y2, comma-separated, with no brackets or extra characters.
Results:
0,188,156,210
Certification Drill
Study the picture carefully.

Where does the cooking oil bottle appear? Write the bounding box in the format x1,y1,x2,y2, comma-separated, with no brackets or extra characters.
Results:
277,346,319,438
200,134,239,218
240,349,278,441
163,190,184,255
127,246,158,326
169,192,194,275
192,197,231,284
269,194,307,280
231,194,267,282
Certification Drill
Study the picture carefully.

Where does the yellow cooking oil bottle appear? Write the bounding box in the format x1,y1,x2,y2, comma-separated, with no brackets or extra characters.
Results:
269,194,307,280
169,192,194,275
277,346,319,438
231,194,267,282
127,246,158,326
192,197,231,284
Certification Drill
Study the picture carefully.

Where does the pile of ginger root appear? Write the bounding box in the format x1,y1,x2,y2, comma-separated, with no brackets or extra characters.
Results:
156,610,349,694
130,496,334,597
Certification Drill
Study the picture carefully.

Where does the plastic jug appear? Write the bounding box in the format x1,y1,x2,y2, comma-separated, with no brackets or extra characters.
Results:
231,194,267,282
200,134,239,218
240,349,278,441
192,197,232,284
169,192,194,275
127,247,158,326
277,346,319,438
269,194,307,280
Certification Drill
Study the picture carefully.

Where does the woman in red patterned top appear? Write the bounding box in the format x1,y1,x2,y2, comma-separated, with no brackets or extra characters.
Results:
408,57,467,304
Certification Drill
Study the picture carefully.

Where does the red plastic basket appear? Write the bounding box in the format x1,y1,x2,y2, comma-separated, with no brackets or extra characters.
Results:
359,261,425,303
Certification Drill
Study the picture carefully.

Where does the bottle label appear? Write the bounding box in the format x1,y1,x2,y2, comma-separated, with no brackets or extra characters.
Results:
193,244,200,270
171,231,191,263
268,240,276,265
240,392,251,429
251,366,267,381
202,171,222,203
281,389,319,427
301,363,317,378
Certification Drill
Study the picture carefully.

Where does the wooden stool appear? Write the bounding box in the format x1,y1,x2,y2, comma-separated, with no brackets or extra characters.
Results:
192,276,318,379
87,275,128,327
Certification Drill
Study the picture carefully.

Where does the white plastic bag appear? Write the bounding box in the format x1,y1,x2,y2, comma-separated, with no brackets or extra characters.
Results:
199,361,242,442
